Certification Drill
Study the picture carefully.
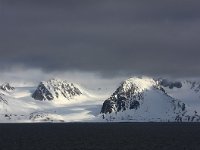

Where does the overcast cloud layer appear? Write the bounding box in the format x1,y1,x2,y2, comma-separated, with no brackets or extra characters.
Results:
0,0,200,78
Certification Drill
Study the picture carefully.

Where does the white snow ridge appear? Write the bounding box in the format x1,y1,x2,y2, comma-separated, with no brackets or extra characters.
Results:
0,77,200,122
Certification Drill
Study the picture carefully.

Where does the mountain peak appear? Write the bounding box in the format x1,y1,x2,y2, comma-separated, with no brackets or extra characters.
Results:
0,83,15,92
101,76,158,114
32,79,82,101
122,76,156,92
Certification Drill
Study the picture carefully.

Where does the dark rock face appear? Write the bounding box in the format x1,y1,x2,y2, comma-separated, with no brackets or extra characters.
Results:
130,100,140,110
101,99,116,114
32,79,82,101
101,80,144,114
159,79,182,89
0,83,15,91
32,83,54,101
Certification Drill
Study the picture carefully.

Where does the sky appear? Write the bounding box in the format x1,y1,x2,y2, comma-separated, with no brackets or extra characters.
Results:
0,0,200,86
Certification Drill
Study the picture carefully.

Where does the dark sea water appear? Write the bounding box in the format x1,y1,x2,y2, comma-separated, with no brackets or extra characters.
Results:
0,123,200,150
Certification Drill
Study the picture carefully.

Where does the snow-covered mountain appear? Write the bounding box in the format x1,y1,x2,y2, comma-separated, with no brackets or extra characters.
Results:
0,77,200,122
32,79,82,101
101,77,200,122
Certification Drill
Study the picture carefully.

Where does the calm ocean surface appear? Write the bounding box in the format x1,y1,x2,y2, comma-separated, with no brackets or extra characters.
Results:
0,123,200,150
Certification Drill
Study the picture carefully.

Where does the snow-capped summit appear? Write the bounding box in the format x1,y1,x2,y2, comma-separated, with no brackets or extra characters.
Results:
32,79,82,101
0,83,15,92
116,76,157,92
101,76,199,122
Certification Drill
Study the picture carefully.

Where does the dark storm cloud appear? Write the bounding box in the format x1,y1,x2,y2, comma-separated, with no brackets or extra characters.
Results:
0,0,200,77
